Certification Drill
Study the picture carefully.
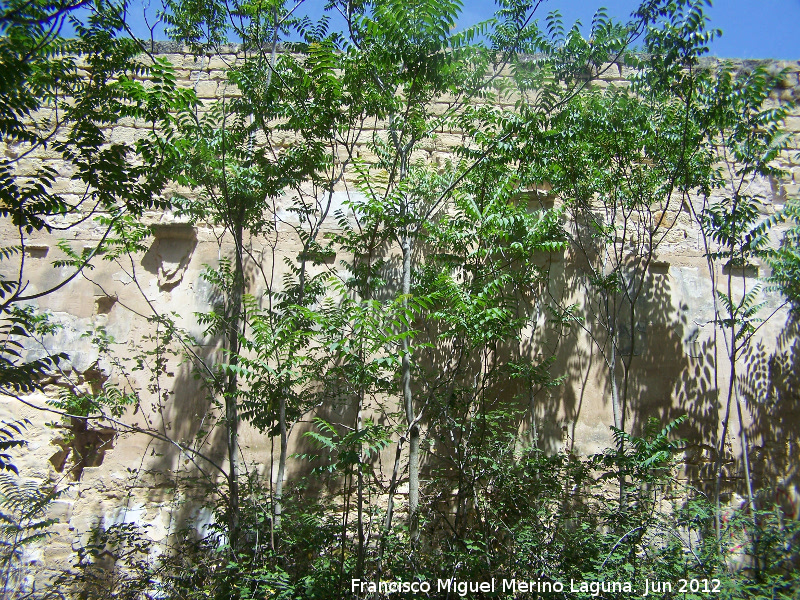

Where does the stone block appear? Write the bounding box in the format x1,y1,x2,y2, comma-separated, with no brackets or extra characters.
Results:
183,55,207,69
12,158,39,176
784,116,800,134
108,127,139,145
44,541,75,565
28,147,61,161
410,149,431,164
429,102,451,116
193,81,218,99
162,54,184,68
355,146,379,164
218,83,241,98
361,118,389,131
49,177,78,194
48,499,75,522
431,133,466,150
206,55,234,70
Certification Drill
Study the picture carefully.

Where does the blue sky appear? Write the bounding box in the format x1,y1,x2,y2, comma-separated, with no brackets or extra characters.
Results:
81,0,800,60
538,0,800,60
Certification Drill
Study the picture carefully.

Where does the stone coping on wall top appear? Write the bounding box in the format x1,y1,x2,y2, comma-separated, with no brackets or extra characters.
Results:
141,40,799,69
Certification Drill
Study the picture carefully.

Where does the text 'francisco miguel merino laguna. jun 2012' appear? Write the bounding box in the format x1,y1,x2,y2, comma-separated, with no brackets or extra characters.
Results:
351,576,724,597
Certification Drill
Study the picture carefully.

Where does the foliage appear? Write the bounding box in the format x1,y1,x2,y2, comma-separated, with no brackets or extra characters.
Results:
0,474,59,597
687,56,796,555
59,522,158,600
3,0,800,597
603,415,688,483
771,197,800,310
0,0,190,438
0,420,26,476
534,54,716,432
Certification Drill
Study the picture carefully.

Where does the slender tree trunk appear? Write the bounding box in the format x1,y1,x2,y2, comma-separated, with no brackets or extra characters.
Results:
356,252,373,578
602,262,623,433
529,379,538,448
714,240,746,554
226,220,245,552
274,394,287,530
610,348,622,431
690,198,725,547
609,333,628,506
408,427,420,544
401,235,420,543
714,340,736,551
735,388,758,560
225,393,240,551
620,290,639,434
274,244,309,531
356,390,365,577
340,470,353,582
376,436,405,583
730,257,759,573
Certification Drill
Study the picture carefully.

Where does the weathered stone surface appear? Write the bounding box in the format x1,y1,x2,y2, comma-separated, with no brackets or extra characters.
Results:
193,80,218,99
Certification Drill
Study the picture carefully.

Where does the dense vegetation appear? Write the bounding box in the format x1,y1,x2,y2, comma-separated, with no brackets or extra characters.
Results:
1,0,799,597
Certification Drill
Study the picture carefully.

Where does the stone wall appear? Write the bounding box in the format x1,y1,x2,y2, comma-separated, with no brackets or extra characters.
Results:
2,46,800,582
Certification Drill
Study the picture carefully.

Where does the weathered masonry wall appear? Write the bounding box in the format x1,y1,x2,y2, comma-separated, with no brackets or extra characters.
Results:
1,47,800,580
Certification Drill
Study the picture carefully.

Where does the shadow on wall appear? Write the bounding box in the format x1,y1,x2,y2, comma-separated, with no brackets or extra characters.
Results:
63,227,230,556
740,316,800,515
134,235,329,543
552,244,700,458
671,334,721,488
631,269,720,488
319,223,700,531
72,225,800,561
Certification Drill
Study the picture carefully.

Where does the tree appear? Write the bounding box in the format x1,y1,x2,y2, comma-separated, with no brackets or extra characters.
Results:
771,193,800,309
160,0,384,550
0,6,196,595
320,0,660,550
532,0,718,443
0,0,189,450
690,63,794,557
